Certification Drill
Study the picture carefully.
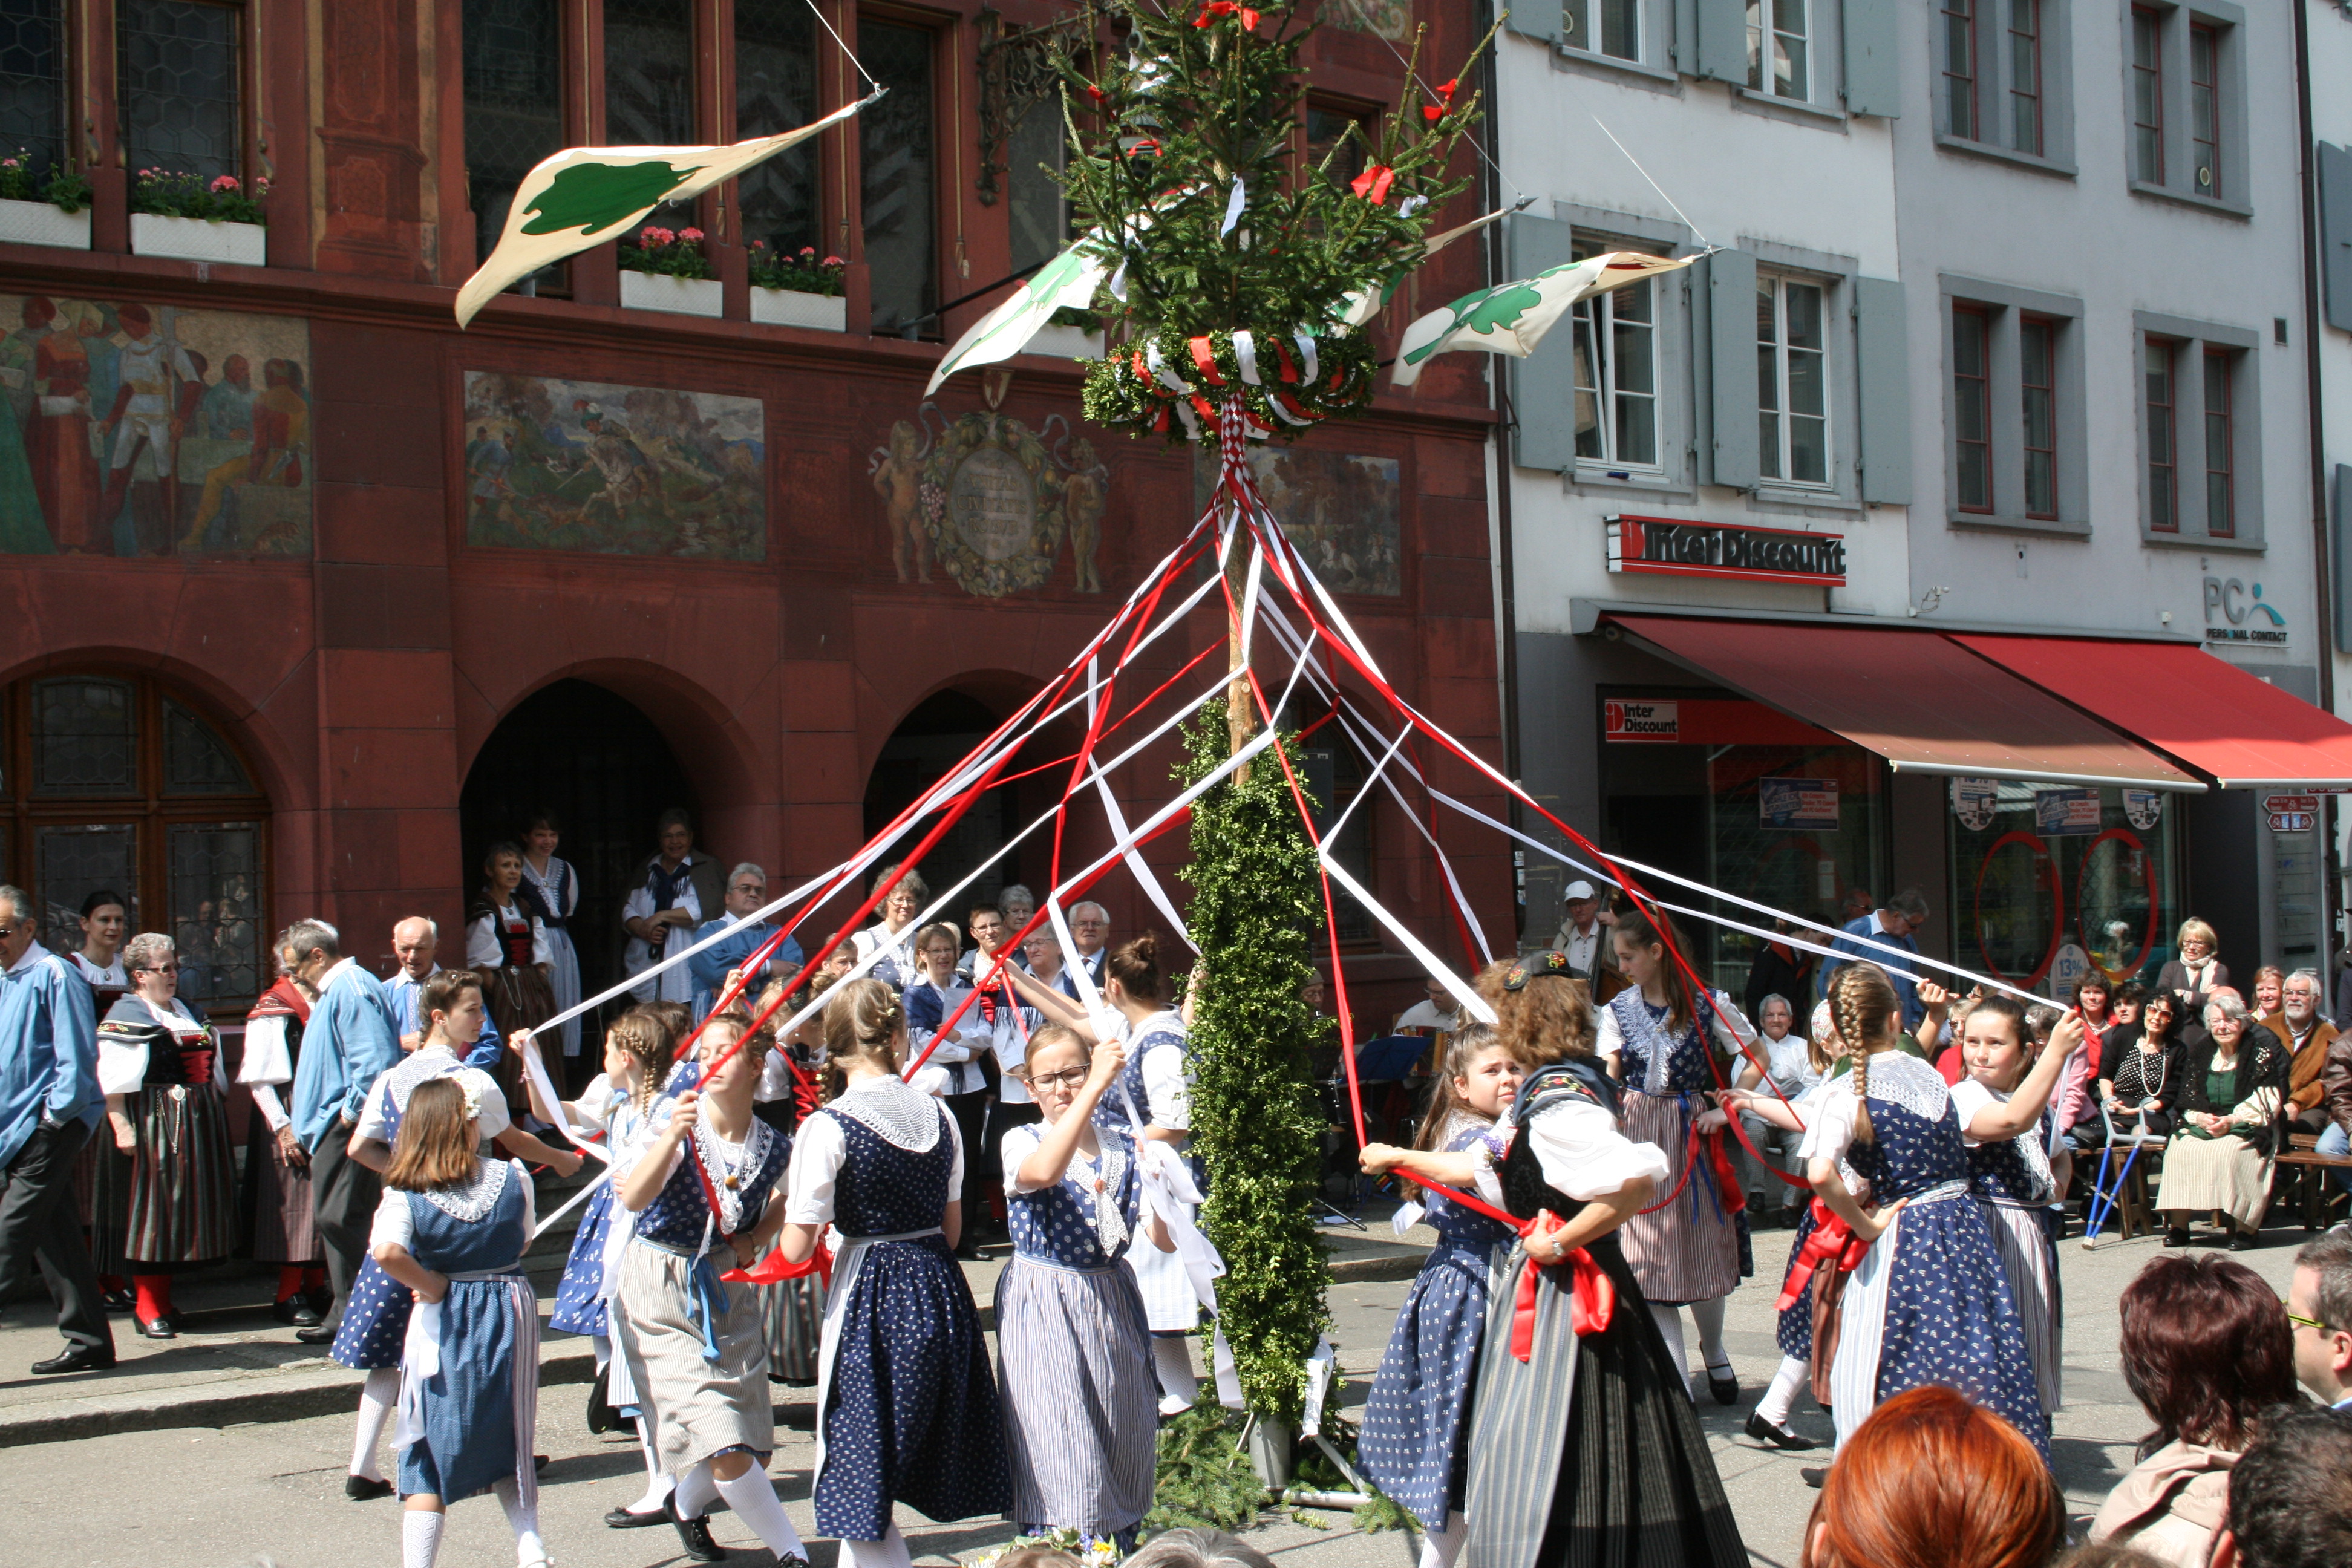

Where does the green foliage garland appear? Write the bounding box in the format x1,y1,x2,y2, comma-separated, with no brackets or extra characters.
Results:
1176,702,1331,1428
1078,327,1379,442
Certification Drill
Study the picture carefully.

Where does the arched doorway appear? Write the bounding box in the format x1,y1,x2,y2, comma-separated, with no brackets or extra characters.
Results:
863,690,1019,913
461,679,696,1010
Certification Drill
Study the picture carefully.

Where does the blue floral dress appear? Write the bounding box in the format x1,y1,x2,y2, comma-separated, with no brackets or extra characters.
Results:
1802,1052,2047,1457
1357,1114,1515,1532
548,1080,662,1339
996,1119,1157,1541
1952,1076,2063,1413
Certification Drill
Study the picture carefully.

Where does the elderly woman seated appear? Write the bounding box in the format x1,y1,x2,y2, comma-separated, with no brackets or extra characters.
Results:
2152,988,2286,1251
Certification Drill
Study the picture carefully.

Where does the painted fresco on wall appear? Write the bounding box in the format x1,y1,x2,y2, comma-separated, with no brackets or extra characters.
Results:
867,403,1108,596
0,293,310,557
1331,0,1412,39
462,372,766,559
1194,445,1402,596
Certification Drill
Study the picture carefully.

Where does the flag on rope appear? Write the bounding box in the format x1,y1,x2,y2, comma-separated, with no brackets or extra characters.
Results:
923,238,1112,394
453,95,877,328
1388,249,1696,386
1332,201,1527,330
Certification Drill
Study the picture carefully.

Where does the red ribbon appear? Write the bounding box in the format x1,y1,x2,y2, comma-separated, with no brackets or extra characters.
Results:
1272,338,1299,383
1348,165,1396,204
1773,1198,1872,1312
1509,1212,1616,1360
1194,1,1259,28
1186,336,1227,385
1707,1123,1746,1215
723,1238,833,1289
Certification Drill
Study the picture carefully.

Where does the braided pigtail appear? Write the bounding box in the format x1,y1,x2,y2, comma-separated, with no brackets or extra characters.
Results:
1829,962,1900,1145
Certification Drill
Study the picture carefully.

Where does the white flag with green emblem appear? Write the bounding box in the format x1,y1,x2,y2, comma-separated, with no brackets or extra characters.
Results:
924,240,1112,394
1389,250,1696,387
454,96,874,328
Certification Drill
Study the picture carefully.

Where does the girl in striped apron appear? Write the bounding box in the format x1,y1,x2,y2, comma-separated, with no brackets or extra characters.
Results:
995,1024,1166,1549
775,977,1008,1568
1800,964,2047,1459
613,1010,809,1567
1596,909,1756,1403
1949,995,2082,1422
367,1076,546,1568
1356,1022,1526,1568
1460,954,1747,1568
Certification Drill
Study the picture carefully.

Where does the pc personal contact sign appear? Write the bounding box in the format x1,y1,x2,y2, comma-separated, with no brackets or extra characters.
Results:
1606,515,1847,586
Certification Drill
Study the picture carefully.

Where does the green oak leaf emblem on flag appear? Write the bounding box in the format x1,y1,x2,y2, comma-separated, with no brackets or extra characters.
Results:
1390,250,1696,387
454,94,876,328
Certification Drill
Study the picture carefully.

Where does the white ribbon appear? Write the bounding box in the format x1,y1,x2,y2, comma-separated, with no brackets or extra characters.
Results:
393,1296,442,1450
1143,341,1193,394
1233,330,1261,385
1293,332,1319,384
1390,1200,1426,1235
1221,175,1247,237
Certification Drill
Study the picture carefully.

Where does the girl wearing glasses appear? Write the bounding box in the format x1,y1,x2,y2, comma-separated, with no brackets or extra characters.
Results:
994,1024,1166,1549
93,932,236,1339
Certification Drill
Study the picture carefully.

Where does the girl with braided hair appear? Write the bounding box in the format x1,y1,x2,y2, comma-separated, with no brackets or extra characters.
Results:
1800,962,2047,1459
1596,906,1759,1403
1459,950,1748,1568
775,977,1008,1568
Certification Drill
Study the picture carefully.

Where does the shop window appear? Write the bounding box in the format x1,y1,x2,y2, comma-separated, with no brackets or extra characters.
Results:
1948,780,2180,997
861,17,936,336
462,0,566,272
1572,240,1661,472
0,0,67,182
1756,272,1829,488
1745,0,1809,102
1303,740,1376,945
736,0,820,260
4,674,269,1008
2136,313,2258,546
117,0,243,186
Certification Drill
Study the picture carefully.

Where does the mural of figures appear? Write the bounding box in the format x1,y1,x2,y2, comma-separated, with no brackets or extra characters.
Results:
1332,0,1412,40
0,293,311,557
1195,445,1402,597
865,403,1109,596
462,371,766,560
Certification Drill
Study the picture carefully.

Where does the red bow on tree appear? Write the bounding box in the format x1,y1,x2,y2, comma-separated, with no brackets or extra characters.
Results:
1348,165,1397,205
1195,1,1260,28
1423,77,1460,123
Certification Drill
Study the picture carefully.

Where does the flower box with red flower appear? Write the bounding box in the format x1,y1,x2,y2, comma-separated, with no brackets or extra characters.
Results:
127,170,267,264
746,243,848,330
618,223,722,315
0,150,91,249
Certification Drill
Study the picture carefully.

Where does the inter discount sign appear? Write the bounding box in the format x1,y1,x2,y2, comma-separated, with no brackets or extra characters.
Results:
1606,515,1847,586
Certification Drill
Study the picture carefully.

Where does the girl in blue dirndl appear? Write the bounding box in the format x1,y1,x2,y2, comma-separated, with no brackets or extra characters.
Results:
1802,964,2048,1459
776,978,1008,1568
995,1023,1171,1548
614,1010,811,1566
1355,1024,1527,1568
366,1075,546,1568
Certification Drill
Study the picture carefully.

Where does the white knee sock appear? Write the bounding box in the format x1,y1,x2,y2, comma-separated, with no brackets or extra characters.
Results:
402,1509,446,1568
1418,1517,1468,1568
672,1460,719,1520
1151,1336,1199,1409
592,1332,611,1373
1756,1355,1809,1427
353,1367,400,1481
1648,1302,1688,1392
1690,1295,1730,1373
715,1467,809,1561
629,1424,675,1515
494,1477,547,1566
842,1524,915,1568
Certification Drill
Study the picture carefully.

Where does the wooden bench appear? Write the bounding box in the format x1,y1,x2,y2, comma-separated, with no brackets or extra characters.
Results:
2276,1146,2352,1230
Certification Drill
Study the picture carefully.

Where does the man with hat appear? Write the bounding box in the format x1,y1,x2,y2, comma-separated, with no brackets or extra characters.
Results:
1552,880,1624,999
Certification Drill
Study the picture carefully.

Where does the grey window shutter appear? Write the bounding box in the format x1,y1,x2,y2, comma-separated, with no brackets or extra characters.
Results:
1504,1,1561,46
1506,212,1581,472
2321,142,2352,334
1852,276,1912,503
1694,0,1749,84
2336,465,2352,654
1842,0,1901,118
1707,248,1760,489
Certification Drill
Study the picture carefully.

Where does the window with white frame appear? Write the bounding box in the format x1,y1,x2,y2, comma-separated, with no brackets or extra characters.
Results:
1746,0,1809,100
1756,272,1829,487
1935,0,2072,166
1564,0,1641,62
1570,241,1661,471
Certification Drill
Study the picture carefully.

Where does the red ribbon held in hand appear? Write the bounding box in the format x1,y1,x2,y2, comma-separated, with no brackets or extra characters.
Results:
1510,1210,1616,1361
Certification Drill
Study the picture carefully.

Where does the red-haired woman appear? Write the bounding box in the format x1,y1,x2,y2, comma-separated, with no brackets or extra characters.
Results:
1801,1385,2063,1568
2088,1253,2296,1566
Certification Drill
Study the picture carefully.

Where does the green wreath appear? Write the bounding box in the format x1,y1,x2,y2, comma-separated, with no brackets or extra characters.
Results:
1080,327,1379,449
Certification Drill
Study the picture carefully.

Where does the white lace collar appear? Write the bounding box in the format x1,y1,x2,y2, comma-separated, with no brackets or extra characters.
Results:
829,1072,944,1151
423,1157,510,1221
1072,1132,1131,1257
1852,1050,1952,1125
140,995,207,1040
691,1117,776,1235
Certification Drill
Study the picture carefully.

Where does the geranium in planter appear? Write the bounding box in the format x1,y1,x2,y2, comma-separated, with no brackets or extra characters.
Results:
747,242,847,330
617,224,723,316
0,149,91,249
128,169,269,264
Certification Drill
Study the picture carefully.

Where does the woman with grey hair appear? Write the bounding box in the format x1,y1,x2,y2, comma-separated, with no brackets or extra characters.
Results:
2154,987,2287,1250
851,861,930,990
93,932,236,1338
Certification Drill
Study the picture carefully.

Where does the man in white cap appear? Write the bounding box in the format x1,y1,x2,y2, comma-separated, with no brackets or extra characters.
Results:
1552,880,1616,985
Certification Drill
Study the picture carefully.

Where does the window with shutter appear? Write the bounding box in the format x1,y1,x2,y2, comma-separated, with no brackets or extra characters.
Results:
1504,214,1583,474
1705,249,1761,489
2319,142,2352,335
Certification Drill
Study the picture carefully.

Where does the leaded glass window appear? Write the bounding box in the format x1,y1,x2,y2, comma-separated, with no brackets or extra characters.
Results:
463,0,564,270
0,0,67,180
117,0,242,185
34,678,136,796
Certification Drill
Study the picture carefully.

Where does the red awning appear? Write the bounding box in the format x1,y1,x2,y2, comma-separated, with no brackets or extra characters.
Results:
1603,614,2204,790
1951,635,2352,789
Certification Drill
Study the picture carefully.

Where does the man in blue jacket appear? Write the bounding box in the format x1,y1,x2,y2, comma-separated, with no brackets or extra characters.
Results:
688,863,802,1022
0,883,112,1373
284,917,400,1343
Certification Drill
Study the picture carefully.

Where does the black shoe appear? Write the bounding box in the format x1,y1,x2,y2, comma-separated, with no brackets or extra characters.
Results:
162,1309,193,1334
30,1343,115,1376
102,1287,134,1313
1801,1466,1828,1489
273,1296,323,1328
534,1454,550,1472
2164,1227,2192,1248
294,1322,338,1345
134,1312,176,1340
305,1284,334,1315
1745,1411,1818,1451
2228,1230,2252,1252
1707,1364,1739,1406
344,1475,395,1501
668,1497,728,1562
604,1503,671,1529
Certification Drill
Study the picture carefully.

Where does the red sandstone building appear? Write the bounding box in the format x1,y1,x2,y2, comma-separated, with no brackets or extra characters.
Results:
0,0,1508,1022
